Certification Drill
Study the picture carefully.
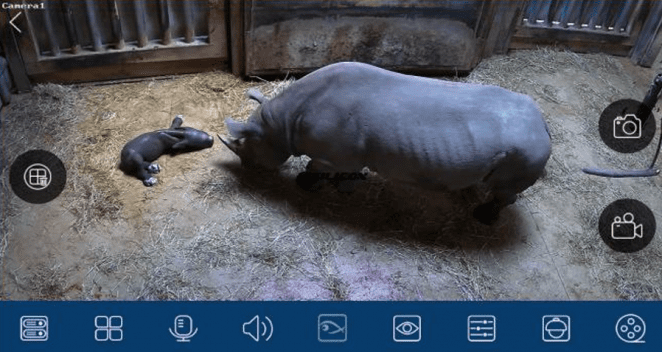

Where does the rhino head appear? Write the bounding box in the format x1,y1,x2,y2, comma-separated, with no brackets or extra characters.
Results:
219,89,289,170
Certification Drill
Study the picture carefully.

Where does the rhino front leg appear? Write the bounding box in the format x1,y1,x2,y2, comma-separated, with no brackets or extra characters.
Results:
296,159,334,191
473,191,517,225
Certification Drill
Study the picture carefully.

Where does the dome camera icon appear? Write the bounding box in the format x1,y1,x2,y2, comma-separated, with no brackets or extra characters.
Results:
542,316,570,342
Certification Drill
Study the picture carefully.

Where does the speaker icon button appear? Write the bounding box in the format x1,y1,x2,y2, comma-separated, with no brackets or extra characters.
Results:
242,315,273,342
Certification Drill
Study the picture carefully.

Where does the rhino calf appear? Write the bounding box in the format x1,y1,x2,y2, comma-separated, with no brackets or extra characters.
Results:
120,115,214,186
220,62,551,224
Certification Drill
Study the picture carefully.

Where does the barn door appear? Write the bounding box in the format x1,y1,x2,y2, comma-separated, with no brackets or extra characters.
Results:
511,0,662,66
1,0,227,87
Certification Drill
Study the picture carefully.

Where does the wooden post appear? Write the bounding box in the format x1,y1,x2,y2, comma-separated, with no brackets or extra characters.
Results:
483,0,526,58
631,0,662,67
229,0,245,77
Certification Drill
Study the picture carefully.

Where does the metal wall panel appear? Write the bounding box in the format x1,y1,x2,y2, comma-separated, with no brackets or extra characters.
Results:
511,0,661,63
2,0,227,84
27,1,210,57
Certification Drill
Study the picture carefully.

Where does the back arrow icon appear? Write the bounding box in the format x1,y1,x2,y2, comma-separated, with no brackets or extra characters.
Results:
10,12,22,33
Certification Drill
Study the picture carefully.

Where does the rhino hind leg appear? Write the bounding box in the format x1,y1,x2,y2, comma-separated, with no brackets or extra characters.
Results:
120,149,160,187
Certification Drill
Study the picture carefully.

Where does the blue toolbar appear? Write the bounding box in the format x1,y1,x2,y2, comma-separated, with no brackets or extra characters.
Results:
1,301,660,351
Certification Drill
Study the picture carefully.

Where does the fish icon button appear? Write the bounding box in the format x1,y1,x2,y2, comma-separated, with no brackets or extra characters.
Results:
318,314,347,342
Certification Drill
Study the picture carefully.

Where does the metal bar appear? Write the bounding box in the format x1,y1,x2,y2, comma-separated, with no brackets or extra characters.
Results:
22,6,41,58
602,0,620,31
593,0,612,30
85,0,103,51
535,0,553,25
61,0,81,54
109,0,125,49
563,0,583,28
134,0,148,47
552,0,577,27
625,0,645,34
585,0,607,29
613,0,636,33
159,0,171,45
183,0,194,43
524,0,542,24
42,3,61,56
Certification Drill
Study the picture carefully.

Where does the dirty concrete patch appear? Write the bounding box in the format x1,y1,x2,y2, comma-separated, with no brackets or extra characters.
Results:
247,16,477,73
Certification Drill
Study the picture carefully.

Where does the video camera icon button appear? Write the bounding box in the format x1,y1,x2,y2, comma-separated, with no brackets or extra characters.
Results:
599,199,656,253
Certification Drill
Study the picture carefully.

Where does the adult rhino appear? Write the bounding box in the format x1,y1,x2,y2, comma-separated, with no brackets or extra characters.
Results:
220,62,551,224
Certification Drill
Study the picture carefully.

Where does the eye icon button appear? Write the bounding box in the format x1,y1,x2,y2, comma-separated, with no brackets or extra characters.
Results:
393,315,421,342
395,321,419,335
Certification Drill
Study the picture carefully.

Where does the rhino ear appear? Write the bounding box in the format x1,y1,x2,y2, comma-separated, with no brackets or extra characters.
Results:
246,89,266,104
225,117,262,139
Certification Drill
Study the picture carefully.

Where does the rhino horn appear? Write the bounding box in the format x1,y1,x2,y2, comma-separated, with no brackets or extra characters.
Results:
217,134,239,155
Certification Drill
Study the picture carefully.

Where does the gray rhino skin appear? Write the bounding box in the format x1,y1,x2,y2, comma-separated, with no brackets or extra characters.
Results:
221,62,551,224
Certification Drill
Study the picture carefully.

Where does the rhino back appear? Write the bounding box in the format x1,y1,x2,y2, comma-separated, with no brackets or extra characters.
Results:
268,62,551,188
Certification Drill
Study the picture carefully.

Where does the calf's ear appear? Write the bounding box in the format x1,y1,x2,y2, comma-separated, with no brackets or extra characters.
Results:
225,117,262,139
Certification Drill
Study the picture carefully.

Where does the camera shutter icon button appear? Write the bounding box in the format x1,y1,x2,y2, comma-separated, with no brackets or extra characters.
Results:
598,99,656,153
613,114,642,139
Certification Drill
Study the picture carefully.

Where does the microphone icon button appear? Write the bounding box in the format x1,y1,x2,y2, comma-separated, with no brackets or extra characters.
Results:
169,315,198,342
